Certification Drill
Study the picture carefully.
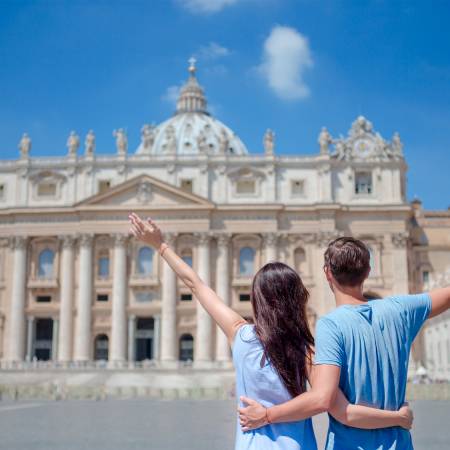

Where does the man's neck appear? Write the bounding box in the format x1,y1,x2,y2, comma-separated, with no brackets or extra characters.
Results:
333,285,368,307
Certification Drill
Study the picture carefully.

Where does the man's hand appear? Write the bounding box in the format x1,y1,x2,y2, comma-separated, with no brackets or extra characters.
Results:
397,403,414,430
238,396,268,432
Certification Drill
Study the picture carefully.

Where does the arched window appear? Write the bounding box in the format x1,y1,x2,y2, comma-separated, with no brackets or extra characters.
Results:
239,247,255,276
181,252,193,268
94,334,109,361
38,249,54,278
179,334,194,362
294,247,307,275
137,247,154,275
98,251,110,278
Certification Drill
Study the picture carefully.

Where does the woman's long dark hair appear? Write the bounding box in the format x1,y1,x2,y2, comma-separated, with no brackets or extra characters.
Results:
251,262,314,397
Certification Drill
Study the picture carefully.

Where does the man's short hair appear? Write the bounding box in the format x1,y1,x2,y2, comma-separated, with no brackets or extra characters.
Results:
324,237,370,286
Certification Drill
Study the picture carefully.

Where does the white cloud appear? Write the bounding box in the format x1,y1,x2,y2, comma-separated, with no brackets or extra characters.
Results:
162,85,181,107
177,0,239,14
258,25,313,101
196,42,231,60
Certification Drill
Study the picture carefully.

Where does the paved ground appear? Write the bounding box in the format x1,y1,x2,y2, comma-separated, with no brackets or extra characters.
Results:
0,399,448,449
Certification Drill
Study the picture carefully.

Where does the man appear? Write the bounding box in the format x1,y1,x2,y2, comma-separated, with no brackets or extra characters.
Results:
239,237,450,449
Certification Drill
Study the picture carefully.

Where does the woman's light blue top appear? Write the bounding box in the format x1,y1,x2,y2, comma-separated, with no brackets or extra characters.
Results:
232,324,317,450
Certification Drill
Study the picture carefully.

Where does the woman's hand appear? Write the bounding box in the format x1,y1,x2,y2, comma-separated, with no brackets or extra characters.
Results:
129,213,164,250
397,403,414,430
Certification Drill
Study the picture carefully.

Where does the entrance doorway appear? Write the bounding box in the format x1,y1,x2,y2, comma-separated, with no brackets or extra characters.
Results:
179,334,194,362
135,318,154,361
94,334,109,360
34,318,53,361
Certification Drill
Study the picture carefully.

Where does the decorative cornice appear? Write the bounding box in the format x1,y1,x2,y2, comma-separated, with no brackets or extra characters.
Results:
59,235,76,249
194,232,211,246
316,231,341,247
113,233,128,246
0,238,10,248
10,236,28,250
391,232,409,248
164,232,177,246
78,234,94,247
216,233,232,247
263,233,278,247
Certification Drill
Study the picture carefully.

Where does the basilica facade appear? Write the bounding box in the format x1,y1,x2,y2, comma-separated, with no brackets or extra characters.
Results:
0,62,448,376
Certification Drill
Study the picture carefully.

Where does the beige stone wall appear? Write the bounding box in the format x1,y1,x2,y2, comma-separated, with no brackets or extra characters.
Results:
410,206,450,379
0,174,417,368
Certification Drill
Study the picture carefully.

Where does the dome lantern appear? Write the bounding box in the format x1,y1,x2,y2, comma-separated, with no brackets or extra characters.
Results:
176,57,208,115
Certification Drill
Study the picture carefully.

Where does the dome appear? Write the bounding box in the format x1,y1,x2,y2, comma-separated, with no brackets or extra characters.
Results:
136,59,248,156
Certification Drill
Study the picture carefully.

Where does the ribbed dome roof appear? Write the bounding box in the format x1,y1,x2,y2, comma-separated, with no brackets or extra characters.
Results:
136,59,248,156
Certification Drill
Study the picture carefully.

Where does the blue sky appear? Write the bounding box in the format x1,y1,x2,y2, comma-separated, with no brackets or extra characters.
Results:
1,0,449,209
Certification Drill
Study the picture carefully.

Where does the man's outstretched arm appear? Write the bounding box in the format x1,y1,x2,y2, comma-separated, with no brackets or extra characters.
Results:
429,287,450,318
238,364,340,430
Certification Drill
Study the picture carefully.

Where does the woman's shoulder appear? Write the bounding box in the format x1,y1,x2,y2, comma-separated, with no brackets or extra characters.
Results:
235,323,257,343
232,323,258,354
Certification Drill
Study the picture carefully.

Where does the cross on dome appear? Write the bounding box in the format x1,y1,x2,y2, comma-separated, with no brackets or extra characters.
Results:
188,57,197,75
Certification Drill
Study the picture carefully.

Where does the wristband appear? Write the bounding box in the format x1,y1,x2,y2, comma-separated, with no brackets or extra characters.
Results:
265,407,272,425
159,243,169,257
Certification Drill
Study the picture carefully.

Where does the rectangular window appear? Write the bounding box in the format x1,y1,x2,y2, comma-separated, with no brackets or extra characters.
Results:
180,293,192,302
98,256,110,278
355,172,373,195
239,293,251,302
96,294,109,302
0,184,5,200
98,180,111,194
36,295,51,303
37,182,57,197
135,291,155,303
422,271,430,284
180,179,193,193
236,179,256,195
291,179,305,197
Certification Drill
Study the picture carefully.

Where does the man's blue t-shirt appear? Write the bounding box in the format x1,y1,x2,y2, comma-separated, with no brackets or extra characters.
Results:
315,293,431,450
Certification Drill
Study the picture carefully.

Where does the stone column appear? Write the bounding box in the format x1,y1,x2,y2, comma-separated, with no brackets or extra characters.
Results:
110,234,128,366
195,233,213,367
314,232,339,316
25,316,35,362
153,314,161,361
128,315,136,363
215,234,232,365
52,318,59,360
160,233,177,366
8,236,28,362
391,232,409,293
264,233,278,263
74,234,93,362
58,236,75,362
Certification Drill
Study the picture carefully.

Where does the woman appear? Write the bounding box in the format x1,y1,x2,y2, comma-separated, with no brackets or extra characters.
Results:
128,213,412,450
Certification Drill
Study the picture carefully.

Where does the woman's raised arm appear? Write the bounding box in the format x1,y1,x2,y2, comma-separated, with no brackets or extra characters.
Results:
129,213,246,345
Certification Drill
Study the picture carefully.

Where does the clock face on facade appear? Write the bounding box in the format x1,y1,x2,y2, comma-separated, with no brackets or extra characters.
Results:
353,139,375,158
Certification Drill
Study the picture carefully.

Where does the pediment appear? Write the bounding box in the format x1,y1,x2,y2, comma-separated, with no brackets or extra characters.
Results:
76,174,214,209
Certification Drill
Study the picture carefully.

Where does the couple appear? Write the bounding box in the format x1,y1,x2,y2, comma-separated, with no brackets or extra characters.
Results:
129,213,450,450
